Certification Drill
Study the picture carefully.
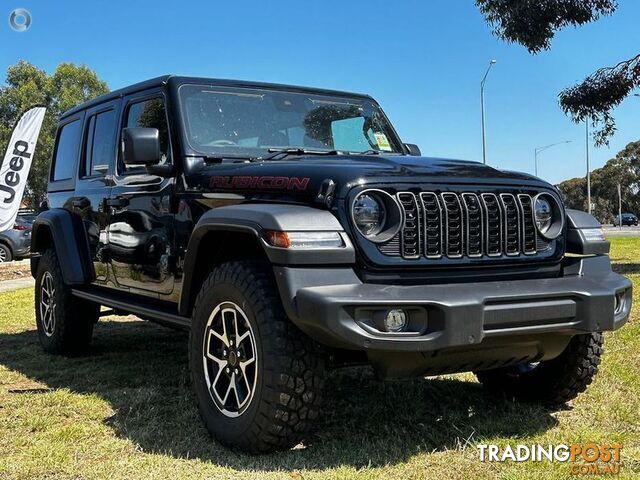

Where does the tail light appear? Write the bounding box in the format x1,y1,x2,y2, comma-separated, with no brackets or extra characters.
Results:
13,224,28,231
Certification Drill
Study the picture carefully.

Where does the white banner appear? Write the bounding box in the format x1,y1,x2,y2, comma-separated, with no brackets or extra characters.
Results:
0,106,46,232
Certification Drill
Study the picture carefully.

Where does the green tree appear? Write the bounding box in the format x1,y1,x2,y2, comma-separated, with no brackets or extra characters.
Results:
476,0,637,146
557,177,587,211
0,61,109,208
558,140,640,222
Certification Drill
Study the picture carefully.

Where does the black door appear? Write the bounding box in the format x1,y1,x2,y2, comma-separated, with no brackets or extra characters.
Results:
70,101,120,284
106,90,176,298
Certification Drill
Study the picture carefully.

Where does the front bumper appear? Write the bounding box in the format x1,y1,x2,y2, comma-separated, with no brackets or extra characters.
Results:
275,255,632,353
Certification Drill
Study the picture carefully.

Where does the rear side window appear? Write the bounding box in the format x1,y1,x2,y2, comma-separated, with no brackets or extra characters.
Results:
83,109,117,176
52,120,82,181
124,98,170,171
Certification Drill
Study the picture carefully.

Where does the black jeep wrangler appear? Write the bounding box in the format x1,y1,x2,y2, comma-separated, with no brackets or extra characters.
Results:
31,76,632,453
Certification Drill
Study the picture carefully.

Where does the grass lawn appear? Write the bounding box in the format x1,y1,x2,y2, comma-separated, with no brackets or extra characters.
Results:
0,239,639,479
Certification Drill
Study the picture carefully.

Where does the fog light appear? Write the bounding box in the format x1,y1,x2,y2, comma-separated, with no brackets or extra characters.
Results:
384,309,407,332
614,292,625,314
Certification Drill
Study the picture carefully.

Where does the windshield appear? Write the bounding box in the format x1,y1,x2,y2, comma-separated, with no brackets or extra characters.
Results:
178,84,404,157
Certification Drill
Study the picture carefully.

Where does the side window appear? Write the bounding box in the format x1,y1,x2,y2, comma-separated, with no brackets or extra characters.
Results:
83,109,117,177
124,98,170,171
52,120,82,181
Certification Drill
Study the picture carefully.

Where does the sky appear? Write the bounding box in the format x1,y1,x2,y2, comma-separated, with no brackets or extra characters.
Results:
2,0,639,185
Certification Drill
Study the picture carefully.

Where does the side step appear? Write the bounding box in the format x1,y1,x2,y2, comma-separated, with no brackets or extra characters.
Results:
72,287,191,331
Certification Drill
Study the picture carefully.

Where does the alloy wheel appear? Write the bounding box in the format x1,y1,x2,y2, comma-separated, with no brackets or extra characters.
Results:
39,271,56,337
202,301,258,417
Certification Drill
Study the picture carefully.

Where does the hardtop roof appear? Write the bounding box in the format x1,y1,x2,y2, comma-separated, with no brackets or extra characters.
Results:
61,75,373,118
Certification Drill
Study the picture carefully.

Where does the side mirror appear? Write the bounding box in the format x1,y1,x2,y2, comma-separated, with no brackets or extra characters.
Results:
122,128,160,165
404,143,421,156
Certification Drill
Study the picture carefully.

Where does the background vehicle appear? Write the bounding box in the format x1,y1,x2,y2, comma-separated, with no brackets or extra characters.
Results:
0,213,34,262
30,76,632,453
613,213,638,226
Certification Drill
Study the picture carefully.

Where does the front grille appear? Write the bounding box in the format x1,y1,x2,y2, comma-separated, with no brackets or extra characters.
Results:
398,193,421,258
391,190,543,260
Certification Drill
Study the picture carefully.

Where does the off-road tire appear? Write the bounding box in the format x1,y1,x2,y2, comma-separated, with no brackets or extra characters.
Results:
35,248,99,355
0,243,12,263
190,261,325,453
475,333,604,404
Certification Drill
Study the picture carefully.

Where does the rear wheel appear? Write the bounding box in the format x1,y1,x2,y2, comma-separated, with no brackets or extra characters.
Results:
190,261,325,453
0,243,12,263
475,333,604,404
35,248,99,355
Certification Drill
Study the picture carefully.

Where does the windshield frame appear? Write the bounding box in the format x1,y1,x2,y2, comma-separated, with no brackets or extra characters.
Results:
176,82,407,159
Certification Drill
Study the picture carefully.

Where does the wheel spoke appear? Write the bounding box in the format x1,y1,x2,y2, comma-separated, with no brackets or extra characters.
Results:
236,330,251,346
221,308,239,346
232,309,240,341
233,375,242,408
239,354,255,369
44,276,52,296
205,343,226,366
222,373,236,404
209,325,229,347
241,371,251,399
210,364,226,394
42,306,52,333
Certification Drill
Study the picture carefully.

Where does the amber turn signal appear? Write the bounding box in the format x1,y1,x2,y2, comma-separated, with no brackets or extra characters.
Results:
265,231,292,248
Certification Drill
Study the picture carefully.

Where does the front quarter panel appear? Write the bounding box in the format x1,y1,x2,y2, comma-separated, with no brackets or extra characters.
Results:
178,203,355,315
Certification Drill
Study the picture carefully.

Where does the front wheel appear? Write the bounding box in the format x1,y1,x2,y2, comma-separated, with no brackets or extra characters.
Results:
190,261,325,453
475,333,604,404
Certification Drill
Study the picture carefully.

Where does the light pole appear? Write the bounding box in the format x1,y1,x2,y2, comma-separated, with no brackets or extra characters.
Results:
586,121,591,214
481,59,497,165
534,140,572,177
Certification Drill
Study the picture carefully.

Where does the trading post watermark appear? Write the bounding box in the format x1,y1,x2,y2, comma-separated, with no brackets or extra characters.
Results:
478,443,623,476
9,8,31,32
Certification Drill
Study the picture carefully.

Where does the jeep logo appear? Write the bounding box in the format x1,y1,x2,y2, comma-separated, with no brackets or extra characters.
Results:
0,140,30,204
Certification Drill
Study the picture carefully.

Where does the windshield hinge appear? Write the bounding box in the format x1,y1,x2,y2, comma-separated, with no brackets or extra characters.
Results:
316,179,337,208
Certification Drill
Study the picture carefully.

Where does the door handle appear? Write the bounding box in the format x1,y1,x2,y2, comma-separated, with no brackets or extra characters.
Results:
105,196,129,208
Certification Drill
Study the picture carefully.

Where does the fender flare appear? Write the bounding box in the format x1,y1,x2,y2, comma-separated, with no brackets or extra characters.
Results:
565,209,610,255
31,209,95,284
178,203,355,315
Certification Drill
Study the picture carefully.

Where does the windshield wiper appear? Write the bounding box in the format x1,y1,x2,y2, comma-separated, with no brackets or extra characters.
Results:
356,149,404,156
203,154,259,163
260,148,339,161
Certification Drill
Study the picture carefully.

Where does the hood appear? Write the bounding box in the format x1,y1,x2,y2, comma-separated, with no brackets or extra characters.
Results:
187,154,551,201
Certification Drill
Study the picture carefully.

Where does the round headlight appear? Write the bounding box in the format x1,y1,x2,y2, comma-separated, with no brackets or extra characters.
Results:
353,193,386,237
534,196,553,234
351,189,403,243
533,193,564,240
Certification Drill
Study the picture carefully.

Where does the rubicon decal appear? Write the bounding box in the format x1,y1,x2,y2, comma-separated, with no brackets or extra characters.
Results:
210,175,310,191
